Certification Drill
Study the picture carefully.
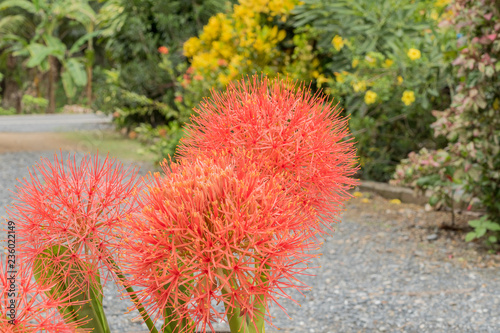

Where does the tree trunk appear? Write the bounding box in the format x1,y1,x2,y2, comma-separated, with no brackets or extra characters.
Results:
2,54,22,113
86,26,95,106
47,55,57,113
86,55,93,105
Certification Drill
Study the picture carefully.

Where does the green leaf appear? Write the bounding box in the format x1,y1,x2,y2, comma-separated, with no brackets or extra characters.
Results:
65,58,87,86
33,245,111,333
485,221,500,231
476,227,487,238
468,218,483,228
26,43,52,68
429,195,439,206
61,71,76,99
68,30,101,55
465,232,477,242
488,235,498,243
416,175,440,187
43,33,66,60
0,0,36,13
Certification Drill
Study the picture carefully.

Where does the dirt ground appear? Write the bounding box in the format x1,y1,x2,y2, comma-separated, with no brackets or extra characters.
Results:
0,132,84,153
343,191,499,269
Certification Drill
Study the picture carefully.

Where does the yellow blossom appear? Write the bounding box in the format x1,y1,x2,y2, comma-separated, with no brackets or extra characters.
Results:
401,90,416,106
430,10,439,20
383,59,394,68
316,74,329,85
334,72,345,83
201,15,223,41
389,199,401,204
217,73,230,86
397,76,403,85
407,48,421,60
331,35,344,51
352,59,359,68
353,191,363,198
277,29,287,41
364,90,377,105
435,0,450,7
253,38,265,52
352,81,367,93
183,37,201,57
361,198,371,203
312,71,320,78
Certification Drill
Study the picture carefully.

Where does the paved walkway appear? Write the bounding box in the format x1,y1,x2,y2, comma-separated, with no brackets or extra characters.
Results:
0,113,112,132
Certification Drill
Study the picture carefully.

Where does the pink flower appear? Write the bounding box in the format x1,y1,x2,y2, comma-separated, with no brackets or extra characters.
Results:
118,154,318,333
176,76,359,238
7,152,144,293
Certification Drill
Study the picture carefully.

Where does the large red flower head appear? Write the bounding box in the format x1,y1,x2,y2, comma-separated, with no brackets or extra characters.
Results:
118,153,319,333
6,152,143,294
176,75,359,238
0,253,91,332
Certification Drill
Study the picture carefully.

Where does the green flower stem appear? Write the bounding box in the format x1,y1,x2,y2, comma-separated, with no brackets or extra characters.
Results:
105,256,159,333
248,262,270,333
227,300,247,333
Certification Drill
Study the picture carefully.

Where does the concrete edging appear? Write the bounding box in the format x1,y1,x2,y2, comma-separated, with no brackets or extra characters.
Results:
356,180,484,217
357,180,430,206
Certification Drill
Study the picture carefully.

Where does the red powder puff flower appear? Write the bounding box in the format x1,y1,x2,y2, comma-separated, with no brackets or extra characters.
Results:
158,46,169,54
118,153,319,333
217,59,228,66
176,75,359,239
7,152,144,295
0,253,92,332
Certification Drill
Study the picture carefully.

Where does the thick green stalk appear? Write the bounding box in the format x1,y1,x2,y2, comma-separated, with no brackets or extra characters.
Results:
227,300,247,333
248,262,270,333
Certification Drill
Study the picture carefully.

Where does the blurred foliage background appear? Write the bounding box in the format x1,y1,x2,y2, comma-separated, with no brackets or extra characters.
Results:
1,0,499,245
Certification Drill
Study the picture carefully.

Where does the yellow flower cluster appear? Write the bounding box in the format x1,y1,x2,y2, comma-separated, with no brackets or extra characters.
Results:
334,71,349,83
364,90,377,105
183,0,299,85
352,81,367,92
435,0,450,7
407,48,421,60
401,90,415,106
332,35,344,51
383,59,394,68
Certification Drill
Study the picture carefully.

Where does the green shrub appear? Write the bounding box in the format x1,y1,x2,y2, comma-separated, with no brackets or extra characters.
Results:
93,0,234,128
291,0,457,181
21,94,48,114
393,0,500,248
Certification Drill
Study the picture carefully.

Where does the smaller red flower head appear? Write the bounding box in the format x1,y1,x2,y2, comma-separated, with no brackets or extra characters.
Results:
118,153,319,333
158,46,169,55
7,152,144,294
176,75,359,239
0,253,91,332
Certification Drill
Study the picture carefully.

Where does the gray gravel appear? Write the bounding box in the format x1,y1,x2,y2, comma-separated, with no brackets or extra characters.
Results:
1,151,499,333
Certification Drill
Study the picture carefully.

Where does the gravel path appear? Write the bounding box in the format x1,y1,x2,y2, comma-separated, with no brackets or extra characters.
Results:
1,151,499,333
